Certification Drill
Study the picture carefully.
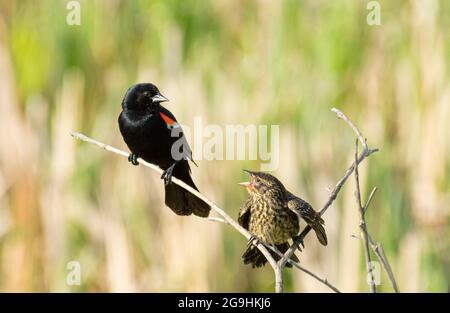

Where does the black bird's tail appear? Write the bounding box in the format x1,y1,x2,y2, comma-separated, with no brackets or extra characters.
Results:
242,242,299,268
164,163,210,217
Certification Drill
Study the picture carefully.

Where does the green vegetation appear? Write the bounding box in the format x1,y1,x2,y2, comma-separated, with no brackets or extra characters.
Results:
0,0,448,292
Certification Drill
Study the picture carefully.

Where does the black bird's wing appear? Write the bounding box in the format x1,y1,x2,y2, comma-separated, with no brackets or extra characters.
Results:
286,192,328,246
158,106,197,167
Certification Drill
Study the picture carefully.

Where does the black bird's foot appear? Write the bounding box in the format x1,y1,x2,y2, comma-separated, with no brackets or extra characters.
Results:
128,153,139,166
161,163,177,186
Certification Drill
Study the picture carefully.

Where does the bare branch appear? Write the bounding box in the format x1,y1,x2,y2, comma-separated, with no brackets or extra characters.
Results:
267,244,341,293
367,234,399,293
281,108,379,272
363,187,378,216
354,141,377,293
274,266,284,293
291,263,341,293
331,107,368,150
362,188,399,293
357,179,399,293
318,148,378,217
207,217,228,224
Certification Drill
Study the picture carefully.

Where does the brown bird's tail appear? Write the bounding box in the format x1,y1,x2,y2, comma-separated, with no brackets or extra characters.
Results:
164,163,210,217
286,195,328,246
242,242,299,268
311,221,327,246
297,204,328,246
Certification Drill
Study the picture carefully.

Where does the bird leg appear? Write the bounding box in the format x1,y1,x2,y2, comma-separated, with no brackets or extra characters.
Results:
293,240,303,253
247,234,273,253
128,153,139,166
294,235,305,250
247,234,261,248
161,162,177,186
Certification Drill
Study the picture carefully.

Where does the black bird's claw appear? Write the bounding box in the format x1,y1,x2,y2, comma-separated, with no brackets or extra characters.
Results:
161,163,176,186
128,153,139,166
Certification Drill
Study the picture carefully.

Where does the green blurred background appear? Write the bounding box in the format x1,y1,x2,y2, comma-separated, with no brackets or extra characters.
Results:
0,0,449,292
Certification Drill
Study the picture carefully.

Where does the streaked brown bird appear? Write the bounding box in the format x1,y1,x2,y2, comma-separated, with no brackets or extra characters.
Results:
238,170,327,268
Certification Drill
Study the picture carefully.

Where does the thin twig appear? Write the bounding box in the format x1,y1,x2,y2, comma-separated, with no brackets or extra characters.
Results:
281,108,379,270
257,238,339,292
207,217,228,224
291,263,341,293
354,141,376,293
367,234,399,293
268,244,341,293
347,151,398,292
363,187,378,216
332,107,368,150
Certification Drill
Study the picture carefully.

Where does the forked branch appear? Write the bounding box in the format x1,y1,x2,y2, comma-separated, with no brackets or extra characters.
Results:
281,108,379,273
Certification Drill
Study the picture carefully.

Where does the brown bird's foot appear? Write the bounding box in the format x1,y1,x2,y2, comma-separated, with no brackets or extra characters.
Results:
128,153,139,166
294,236,305,251
161,163,177,186
247,235,262,247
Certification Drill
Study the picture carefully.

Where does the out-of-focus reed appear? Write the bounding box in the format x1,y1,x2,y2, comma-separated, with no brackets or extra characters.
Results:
0,0,448,292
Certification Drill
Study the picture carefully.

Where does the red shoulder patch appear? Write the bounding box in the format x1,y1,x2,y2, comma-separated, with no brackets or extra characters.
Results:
159,112,176,126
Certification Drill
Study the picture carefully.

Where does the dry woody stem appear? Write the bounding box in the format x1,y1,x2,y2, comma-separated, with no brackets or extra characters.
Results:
354,141,377,293
281,108,379,279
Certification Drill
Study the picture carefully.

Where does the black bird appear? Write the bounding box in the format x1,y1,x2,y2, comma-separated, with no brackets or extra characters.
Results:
238,170,327,268
118,83,210,217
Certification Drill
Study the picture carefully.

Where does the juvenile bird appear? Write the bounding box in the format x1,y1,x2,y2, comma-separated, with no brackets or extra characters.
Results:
238,170,327,268
118,83,210,217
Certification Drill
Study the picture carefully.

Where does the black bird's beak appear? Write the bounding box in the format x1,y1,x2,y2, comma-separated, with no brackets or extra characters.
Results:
152,94,169,103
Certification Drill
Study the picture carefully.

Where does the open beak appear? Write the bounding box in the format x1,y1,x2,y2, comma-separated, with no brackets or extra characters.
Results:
238,181,251,187
152,94,169,103
239,169,255,188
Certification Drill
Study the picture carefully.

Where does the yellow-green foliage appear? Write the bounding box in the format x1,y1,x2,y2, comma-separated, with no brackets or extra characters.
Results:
0,0,448,292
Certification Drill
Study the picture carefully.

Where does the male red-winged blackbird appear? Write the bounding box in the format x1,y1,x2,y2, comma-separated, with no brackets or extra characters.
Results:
238,170,327,268
118,83,210,217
